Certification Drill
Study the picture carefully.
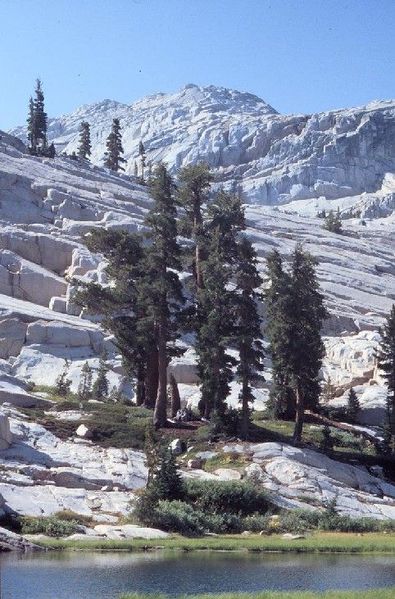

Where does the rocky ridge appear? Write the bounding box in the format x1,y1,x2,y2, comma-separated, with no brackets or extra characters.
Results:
10,85,395,207
1,85,395,523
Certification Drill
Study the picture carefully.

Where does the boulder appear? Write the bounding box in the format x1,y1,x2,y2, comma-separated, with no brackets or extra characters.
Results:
169,438,186,455
76,424,93,440
0,526,43,552
0,318,27,359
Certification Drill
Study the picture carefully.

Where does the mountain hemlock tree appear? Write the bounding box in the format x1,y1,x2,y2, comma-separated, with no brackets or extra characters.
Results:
78,121,91,160
196,228,236,421
265,245,328,443
104,118,126,172
288,245,328,443
74,229,153,407
92,356,109,400
78,361,93,402
145,164,184,428
139,141,146,180
323,209,343,234
376,304,395,453
27,79,48,156
234,235,264,439
265,250,295,419
55,361,72,397
177,163,213,290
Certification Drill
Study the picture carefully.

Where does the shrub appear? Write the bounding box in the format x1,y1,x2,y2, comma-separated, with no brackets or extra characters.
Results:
145,500,244,536
184,479,270,516
20,516,81,537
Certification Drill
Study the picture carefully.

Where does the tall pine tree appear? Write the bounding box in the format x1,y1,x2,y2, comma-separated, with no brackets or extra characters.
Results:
177,163,213,290
27,79,48,155
78,121,91,160
234,235,264,439
145,164,184,428
376,305,395,453
196,228,236,421
104,118,126,172
265,245,327,443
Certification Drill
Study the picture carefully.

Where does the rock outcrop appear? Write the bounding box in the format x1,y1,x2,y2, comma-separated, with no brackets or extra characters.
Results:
10,85,395,207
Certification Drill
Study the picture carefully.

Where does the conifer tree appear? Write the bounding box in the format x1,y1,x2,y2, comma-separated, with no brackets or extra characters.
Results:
55,361,72,397
234,235,264,439
265,246,327,443
145,164,184,428
177,163,213,290
78,121,91,160
27,96,35,153
288,245,328,443
104,118,125,172
376,304,395,453
92,356,109,400
74,229,153,407
196,228,236,420
323,208,342,234
265,250,294,419
346,387,360,423
78,361,93,402
139,141,146,180
27,79,48,155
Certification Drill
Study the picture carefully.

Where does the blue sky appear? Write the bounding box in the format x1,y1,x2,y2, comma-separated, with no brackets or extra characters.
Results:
1,0,394,129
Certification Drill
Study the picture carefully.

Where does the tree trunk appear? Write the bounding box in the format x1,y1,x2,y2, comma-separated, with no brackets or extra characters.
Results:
153,318,168,429
169,373,181,417
194,211,204,290
135,376,145,406
144,347,158,409
305,410,380,447
293,384,304,444
240,376,250,441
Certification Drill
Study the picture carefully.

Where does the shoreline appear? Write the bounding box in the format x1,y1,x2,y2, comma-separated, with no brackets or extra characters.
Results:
32,532,395,554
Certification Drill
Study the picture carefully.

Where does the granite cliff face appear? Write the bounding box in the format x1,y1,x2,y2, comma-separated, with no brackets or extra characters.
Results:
10,85,395,206
1,85,395,521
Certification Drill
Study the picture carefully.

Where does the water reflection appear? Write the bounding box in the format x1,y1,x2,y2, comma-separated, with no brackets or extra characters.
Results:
1,551,395,599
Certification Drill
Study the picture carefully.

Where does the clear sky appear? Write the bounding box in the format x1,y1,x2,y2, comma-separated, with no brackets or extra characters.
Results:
1,0,394,129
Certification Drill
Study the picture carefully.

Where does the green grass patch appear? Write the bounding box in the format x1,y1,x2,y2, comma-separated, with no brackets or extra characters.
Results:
119,591,395,599
119,590,395,599
34,532,395,554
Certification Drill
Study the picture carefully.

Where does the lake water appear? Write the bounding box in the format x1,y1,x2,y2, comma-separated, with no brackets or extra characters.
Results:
1,551,395,599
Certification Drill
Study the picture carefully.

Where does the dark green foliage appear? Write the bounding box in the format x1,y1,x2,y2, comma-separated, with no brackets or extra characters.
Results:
154,449,185,500
27,79,49,156
346,387,360,423
265,250,295,420
74,229,152,408
55,362,72,397
323,208,343,234
92,356,109,400
104,118,126,171
177,163,213,290
320,425,334,452
265,245,328,443
78,121,91,159
184,479,270,516
78,361,92,402
86,403,151,449
136,478,270,536
234,235,264,439
376,305,395,453
196,229,236,420
145,164,184,427
21,516,81,538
